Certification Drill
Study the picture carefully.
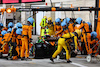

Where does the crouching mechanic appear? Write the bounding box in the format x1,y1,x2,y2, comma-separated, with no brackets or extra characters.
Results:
21,17,34,60
50,29,81,63
85,32,98,55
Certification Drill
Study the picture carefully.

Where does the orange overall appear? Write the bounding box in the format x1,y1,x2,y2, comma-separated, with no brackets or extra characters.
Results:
55,28,69,36
68,23,75,32
77,23,90,54
0,34,2,50
11,29,16,43
54,25,62,37
0,33,11,54
0,34,2,42
83,33,91,54
16,35,22,57
21,25,32,58
77,23,90,42
85,33,98,54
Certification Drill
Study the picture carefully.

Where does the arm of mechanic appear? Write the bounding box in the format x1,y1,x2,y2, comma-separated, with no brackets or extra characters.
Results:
55,29,63,36
28,26,32,39
77,23,84,29
90,40,96,44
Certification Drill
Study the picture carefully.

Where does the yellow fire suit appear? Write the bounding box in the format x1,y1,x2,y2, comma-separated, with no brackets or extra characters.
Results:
52,33,78,60
40,18,47,36
47,22,55,36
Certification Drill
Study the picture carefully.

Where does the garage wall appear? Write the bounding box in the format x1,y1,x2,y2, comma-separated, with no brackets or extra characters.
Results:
36,11,44,35
35,5,46,35
55,3,61,20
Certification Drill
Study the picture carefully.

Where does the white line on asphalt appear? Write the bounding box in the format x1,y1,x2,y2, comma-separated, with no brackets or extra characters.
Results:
71,62,88,67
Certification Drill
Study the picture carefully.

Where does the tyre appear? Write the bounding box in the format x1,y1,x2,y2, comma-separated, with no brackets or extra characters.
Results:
44,44,56,58
71,51,77,57
35,43,45,59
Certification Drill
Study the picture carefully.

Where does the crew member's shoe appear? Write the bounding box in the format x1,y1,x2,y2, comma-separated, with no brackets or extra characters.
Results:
67,60,72,63
25,57,32,61
21,57,24,60
50,58,54,62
